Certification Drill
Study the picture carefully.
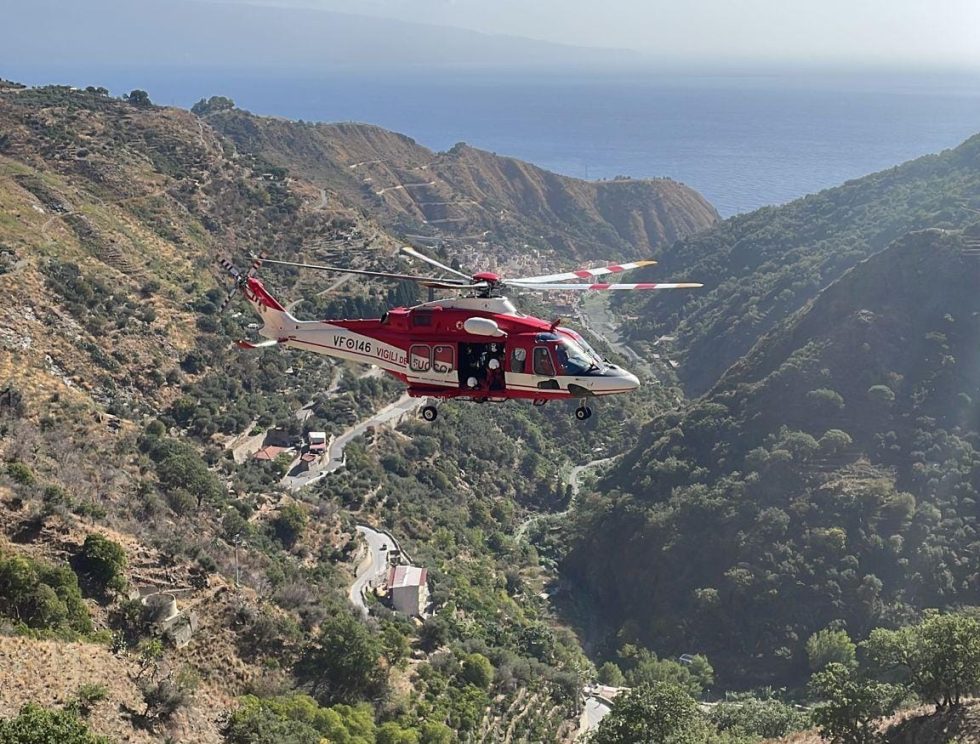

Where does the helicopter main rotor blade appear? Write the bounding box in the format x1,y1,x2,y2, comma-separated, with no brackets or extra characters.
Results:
511,259,657,284
253,256,472,286
400,245,472,281
421,280,491,290
505,281,704,291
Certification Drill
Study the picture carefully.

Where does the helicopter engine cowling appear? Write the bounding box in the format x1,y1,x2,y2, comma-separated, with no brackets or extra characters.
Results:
463,317,506,337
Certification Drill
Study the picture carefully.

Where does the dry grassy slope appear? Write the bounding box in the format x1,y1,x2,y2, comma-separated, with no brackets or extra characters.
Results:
766,701,980,744
207,110,720,261
0,87,385,740
0,635,221,744
0,87,393,415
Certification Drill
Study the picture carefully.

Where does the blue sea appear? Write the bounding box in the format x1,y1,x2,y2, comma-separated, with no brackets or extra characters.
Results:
11,67,980,216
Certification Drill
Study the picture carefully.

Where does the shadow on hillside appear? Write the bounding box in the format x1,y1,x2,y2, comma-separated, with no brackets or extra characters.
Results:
886,701,980,743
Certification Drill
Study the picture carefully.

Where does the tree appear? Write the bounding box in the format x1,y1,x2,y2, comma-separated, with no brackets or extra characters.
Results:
296,613,386,705
153,442,224,507
0,551,91,634
224,699,322,744
460,653,494,689
125,89,152,107
419,721,453,744
273,503,308,548
225,694,376,744
377,722,421,744
76,534,127,595
190,95,235,115
139,668,197,723
590,682,703,744
863,611,980,708
598,661,626,686
0,703,110,743
619,646,711,698
809,663,903,744
707,694,809,739
807,627,857,672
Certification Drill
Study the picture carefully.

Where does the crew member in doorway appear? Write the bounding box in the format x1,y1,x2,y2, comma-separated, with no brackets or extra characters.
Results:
486,356,504,391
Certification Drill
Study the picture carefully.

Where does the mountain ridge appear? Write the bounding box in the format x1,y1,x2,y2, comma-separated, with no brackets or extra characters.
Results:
619,132,980,394
564,227,980,687
206,108,719,261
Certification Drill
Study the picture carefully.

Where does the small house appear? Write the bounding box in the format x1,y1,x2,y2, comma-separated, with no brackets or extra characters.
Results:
387,565,429,617
307,431,327,455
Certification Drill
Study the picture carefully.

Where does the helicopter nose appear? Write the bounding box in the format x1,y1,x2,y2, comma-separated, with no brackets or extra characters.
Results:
589,367,640,395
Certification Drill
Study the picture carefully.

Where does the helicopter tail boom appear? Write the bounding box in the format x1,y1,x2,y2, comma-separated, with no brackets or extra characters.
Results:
240,275,297,341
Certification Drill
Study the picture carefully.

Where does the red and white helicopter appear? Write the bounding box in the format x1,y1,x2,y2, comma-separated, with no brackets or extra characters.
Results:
218,247,701,421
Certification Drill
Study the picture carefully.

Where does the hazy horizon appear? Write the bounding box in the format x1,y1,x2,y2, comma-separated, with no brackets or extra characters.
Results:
3,0,980,76
212,0,980,70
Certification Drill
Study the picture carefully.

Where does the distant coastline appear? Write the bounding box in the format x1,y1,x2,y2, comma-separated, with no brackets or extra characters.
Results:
6,67,980,216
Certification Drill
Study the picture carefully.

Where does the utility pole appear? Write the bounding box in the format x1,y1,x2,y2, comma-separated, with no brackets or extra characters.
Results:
233,533,242,589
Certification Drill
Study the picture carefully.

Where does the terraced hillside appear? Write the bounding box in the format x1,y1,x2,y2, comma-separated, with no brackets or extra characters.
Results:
206,109,720,262
0,82,720,743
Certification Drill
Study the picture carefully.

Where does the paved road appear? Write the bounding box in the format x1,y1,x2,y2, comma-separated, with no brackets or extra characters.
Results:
579,697,612,737
348,525,397,616
516,457,615,541
282,393,424,491
576,295,652,377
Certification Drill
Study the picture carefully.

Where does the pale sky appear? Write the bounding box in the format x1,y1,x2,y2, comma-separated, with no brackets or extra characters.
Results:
260,0,980,68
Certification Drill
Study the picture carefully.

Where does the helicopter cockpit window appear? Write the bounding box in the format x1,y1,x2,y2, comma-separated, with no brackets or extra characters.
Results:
511,347,527,374
533,346,556,376
409,344,431,372
433,345,455,373
564,331,604,368
556,339,597,375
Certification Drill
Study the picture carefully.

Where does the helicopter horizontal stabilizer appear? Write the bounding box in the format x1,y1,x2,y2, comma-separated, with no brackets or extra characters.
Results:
235,338,283,350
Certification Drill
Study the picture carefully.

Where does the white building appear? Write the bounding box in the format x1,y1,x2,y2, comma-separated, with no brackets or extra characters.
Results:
387,565,429,616
307,431,327,455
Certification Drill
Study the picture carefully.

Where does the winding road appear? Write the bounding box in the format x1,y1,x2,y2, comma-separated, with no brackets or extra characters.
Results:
282,392,424,491
348,524,397,617
576,294,653,378
516,456,615,541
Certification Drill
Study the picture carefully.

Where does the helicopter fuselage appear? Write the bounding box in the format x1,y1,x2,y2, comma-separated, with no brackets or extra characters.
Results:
242,277,639,404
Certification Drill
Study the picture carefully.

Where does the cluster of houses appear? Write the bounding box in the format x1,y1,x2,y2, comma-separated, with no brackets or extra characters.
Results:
252,430,328,472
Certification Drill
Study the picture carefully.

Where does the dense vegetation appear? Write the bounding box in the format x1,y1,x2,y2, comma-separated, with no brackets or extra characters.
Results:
567,230,980,687
0,548,92,638
6,78,980,742
619,133,980,394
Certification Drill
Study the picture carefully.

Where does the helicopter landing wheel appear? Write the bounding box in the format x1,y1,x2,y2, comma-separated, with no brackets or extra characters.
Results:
421,405,438,422
575,406,593,421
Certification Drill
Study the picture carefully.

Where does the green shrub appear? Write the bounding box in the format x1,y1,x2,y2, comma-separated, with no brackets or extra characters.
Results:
6,460,34,484
806,627,857,673
272,504,308,548
72,683,109,717
0,703,110,743
76,534,127,596
460,653,494,689
0,550,92,635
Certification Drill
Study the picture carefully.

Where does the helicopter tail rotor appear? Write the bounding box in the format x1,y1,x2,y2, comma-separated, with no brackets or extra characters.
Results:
216,251,268,312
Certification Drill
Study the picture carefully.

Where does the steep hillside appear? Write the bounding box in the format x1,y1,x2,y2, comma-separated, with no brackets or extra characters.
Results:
619,132,980,394
564,229,980,687
0,82,680,743
206,109,720,262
